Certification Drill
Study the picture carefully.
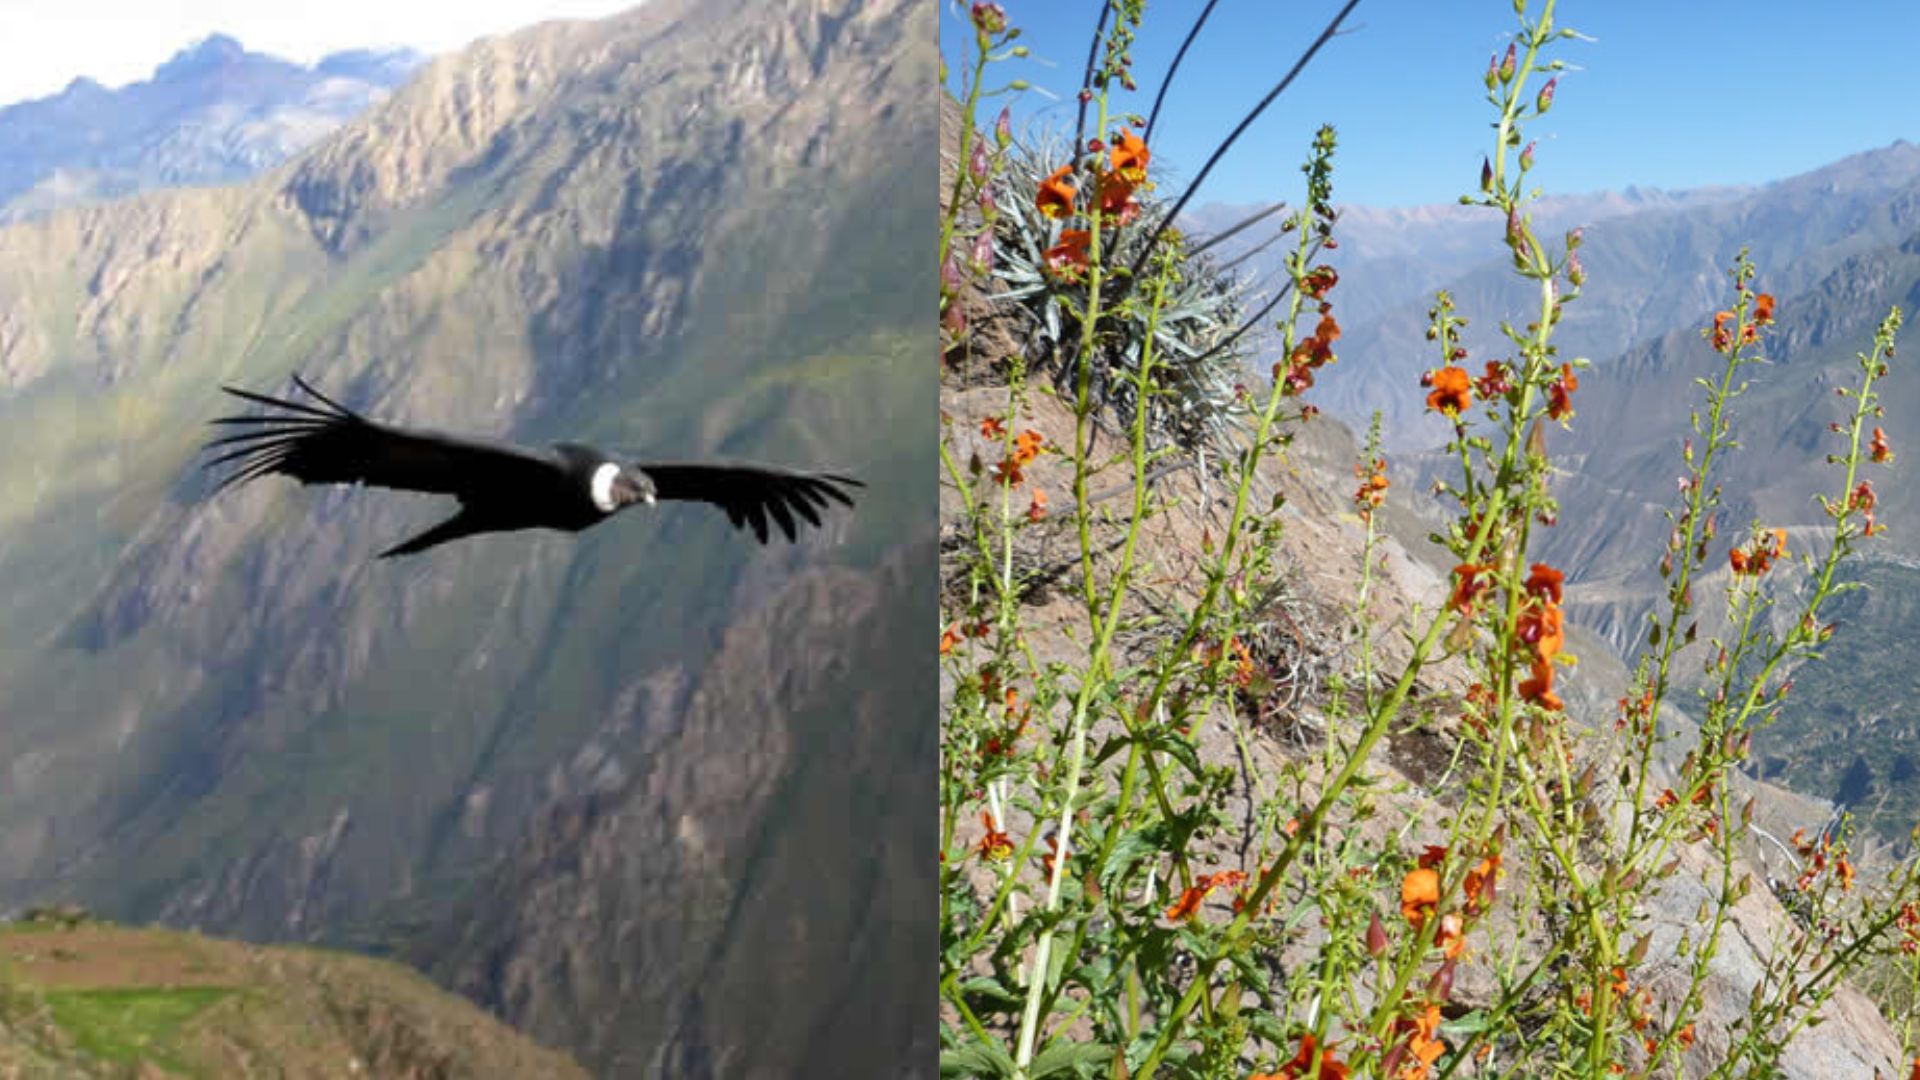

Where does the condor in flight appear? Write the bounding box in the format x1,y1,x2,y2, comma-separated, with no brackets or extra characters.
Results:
203,376,860,558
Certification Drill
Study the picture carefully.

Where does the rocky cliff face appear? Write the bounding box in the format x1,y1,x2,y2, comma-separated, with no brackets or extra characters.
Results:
0,0,931,1074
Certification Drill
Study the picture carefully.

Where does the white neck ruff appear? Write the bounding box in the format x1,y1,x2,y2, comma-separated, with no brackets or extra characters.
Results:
589,462,622,512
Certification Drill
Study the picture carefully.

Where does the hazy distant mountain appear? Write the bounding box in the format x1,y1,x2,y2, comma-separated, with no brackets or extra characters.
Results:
1193,142,1920,449
0,33,422,221
0,0,928,1074
1188,183,1751,330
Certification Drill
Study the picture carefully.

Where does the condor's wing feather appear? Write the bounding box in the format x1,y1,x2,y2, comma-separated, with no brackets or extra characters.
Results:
205,378,560,498
636,460,861,543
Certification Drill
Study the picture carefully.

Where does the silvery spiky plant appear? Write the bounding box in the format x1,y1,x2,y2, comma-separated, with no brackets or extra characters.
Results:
987,133,1258,460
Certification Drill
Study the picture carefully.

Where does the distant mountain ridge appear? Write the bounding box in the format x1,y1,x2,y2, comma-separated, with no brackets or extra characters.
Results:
1191,140,1920,448
0,33,423,222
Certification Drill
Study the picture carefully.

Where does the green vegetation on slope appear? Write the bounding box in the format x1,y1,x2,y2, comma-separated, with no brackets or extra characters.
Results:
0,917,584,1077
1752,560,1920,845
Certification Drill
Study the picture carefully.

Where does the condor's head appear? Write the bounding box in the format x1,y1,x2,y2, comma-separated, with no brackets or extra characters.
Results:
588,460,657,515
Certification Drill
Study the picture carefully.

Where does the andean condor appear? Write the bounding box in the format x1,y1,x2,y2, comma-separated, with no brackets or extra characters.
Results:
202,376,860,558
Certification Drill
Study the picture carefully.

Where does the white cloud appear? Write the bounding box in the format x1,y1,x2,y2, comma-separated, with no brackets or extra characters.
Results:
0,0,645,106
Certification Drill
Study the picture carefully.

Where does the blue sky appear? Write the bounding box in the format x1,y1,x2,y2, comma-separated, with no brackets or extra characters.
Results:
944,1,1920,209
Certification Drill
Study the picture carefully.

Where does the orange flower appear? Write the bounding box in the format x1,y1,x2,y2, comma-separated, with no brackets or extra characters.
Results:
1036,165,1076,219
1851,480,1879,535
1475,360,1513,398
1464,851,1501,913
1753,292,1775,324
1165,884,1208,921
979,415,1005,438
1390,1004,1447,1079
1449,563,1491,615
1425,365,1473,416
1732,527,1789,574
1014,429,1045,462
1872,426,1895,464
1109,127,1149,182
1026,488,1048,523
1314,310,1342,345
1654,788,1679,810
1401,867,1440,927
1711,309,1735,352
1911,1058,1920,1080
1164,869,1247,921
1518,656,1562,711
1525,562,1565,605
991,429,1046,486
1836,855,1856,891
1043,229,1091,280
977,811,1013,860
1676,1023,1695,1049
1547,363,1579,421
1097,172,1141,224
1302,265,1339,299
1516,601,1564,662
940,622,964,655
1268,1033,1351,1080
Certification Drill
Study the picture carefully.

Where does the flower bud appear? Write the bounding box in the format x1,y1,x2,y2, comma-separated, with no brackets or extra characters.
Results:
1499,43,1517,84
1484,54,1499,91
1536,77,1557,114
1366,912,1389,956
995,107,1012,148
969,2,1006,35
1519,141,1535,172
969,139,988,181
1480,157,1494,193
972,231,994,275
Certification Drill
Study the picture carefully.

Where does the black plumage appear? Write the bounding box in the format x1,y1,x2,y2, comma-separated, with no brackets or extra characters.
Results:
203,376,860,557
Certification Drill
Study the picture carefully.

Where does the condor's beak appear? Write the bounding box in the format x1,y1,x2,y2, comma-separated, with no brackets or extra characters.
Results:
613,470,655,507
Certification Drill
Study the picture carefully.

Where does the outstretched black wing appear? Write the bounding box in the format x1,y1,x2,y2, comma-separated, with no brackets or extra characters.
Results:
204,375,561,498
637,461,862,543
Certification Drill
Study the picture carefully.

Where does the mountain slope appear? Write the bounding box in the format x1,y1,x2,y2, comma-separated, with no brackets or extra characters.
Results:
0,913,582,1077
0,0,931,1072
0,34,421,222
1539,226,1920,841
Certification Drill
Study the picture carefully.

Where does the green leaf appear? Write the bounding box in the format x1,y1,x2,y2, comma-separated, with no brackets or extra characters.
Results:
1100,824,1167,891
1031,1041,1118,1078
941,1039,1018,1078
959,976,1023,1010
